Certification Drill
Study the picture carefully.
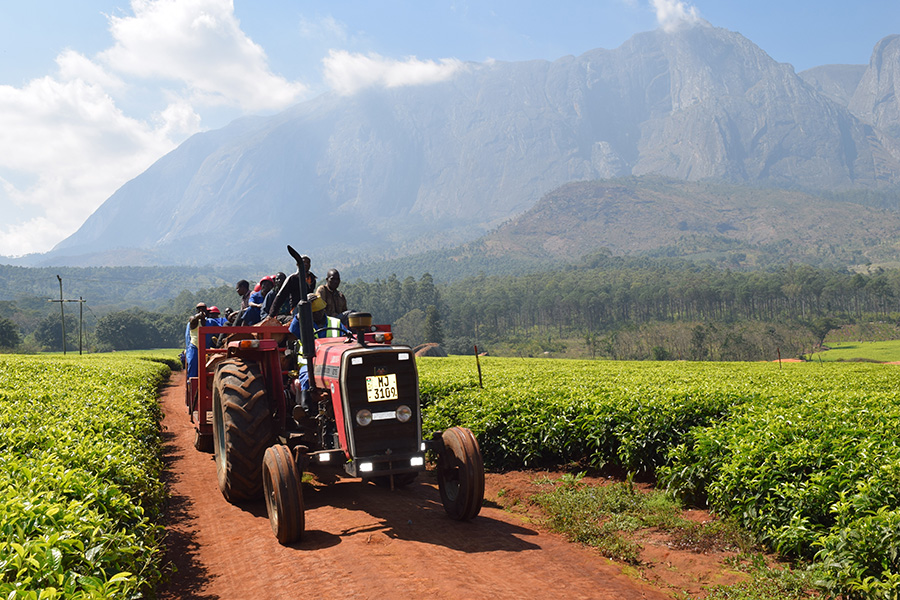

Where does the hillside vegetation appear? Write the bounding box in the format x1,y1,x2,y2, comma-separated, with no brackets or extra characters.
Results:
465,178,900,270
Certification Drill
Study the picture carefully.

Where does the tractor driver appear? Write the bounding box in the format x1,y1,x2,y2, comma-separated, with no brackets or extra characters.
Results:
289,293,349,342
290,294,350,395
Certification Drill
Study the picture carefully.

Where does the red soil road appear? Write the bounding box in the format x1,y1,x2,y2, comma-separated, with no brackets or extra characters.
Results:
157,371,669,600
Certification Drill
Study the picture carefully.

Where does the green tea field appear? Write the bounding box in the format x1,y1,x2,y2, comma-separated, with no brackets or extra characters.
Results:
2,352,899,598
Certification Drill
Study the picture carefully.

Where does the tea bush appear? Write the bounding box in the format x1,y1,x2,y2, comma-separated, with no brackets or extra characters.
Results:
418,357,900,596
0,354,168,598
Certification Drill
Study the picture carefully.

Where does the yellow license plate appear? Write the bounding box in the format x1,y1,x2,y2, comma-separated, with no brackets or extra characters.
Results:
366,374,398,402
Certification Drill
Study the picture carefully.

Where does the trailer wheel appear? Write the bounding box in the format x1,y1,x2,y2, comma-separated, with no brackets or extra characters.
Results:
262,444,305,545
213,358,273,502
437,426,485,521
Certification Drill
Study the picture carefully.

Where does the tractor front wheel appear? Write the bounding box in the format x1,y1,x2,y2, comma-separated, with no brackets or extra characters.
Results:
262,444,305,545
437,426,484,521
213,358,273,502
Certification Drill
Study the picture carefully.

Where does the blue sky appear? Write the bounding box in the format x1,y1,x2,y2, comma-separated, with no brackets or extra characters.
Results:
1,0,897,256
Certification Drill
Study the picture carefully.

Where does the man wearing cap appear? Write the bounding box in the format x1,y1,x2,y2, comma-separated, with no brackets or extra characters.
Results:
242,277,275,326
204,306,228,348
185,303,209,378
289,294,348,341
290,294,350,393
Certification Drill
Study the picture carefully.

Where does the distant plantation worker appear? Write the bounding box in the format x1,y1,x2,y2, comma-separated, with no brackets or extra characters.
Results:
243,276,275,325
316,269,348,317
185,303,209,378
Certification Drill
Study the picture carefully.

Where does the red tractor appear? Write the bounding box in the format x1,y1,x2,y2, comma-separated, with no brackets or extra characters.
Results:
185,246,484,544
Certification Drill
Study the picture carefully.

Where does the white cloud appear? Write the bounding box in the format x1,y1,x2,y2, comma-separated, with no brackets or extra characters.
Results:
651,0,702,32
57,49,127,93
323,50,465,96
0,68,178,256
0,0,310,256
101,0,307,111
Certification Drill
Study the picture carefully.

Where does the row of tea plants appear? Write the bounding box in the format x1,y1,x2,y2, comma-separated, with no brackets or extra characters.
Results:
0,354,171,599
419,357,900,599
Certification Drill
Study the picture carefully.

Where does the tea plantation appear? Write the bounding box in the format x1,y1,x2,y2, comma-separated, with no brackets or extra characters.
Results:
420,357,900,599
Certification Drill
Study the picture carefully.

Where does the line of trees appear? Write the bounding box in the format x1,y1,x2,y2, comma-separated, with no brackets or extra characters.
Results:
346,255,900,358
7,254,900,358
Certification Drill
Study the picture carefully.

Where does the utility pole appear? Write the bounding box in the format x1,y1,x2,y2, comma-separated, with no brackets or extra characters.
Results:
48,276,87,355
56,275,65,355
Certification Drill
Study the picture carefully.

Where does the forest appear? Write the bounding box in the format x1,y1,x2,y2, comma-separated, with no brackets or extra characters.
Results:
4,251,900,361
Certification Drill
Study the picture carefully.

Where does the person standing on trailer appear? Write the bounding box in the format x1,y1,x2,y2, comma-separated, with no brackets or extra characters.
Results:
185,303,209,378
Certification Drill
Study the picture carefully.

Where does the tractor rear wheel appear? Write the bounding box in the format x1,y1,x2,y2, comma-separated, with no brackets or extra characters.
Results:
262,444,305,545
213,358,273,502
437,426,484,521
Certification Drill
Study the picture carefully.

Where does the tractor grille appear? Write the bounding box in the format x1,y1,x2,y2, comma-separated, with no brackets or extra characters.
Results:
342,348,420,458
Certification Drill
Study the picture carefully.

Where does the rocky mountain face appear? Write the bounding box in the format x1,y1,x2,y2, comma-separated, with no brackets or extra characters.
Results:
41,26,900,268
849,35,900,139
799,64,866,106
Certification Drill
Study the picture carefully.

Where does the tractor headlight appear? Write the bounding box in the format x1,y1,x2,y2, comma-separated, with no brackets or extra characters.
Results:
396,405,412,423
356,409,373,426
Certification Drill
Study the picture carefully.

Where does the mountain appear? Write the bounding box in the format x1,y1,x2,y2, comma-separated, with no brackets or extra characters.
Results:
35,26,900,268
799,64,866,106
849,35,900,139
462,177,900,269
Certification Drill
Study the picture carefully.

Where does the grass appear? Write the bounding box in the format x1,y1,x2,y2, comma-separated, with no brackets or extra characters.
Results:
532,473,753,561
531,473,824,600
810,339,900,362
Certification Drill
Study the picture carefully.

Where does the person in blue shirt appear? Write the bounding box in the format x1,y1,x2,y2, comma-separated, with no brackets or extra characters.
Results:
185,303,208,378
241,277,275,325
203,306,229,347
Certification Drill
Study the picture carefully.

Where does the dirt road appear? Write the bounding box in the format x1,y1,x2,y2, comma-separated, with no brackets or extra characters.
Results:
157,371,670,600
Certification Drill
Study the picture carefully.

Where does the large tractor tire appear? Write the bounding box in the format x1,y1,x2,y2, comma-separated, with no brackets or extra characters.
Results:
437,426,485,521
212,358,274,502
262,444,305,545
